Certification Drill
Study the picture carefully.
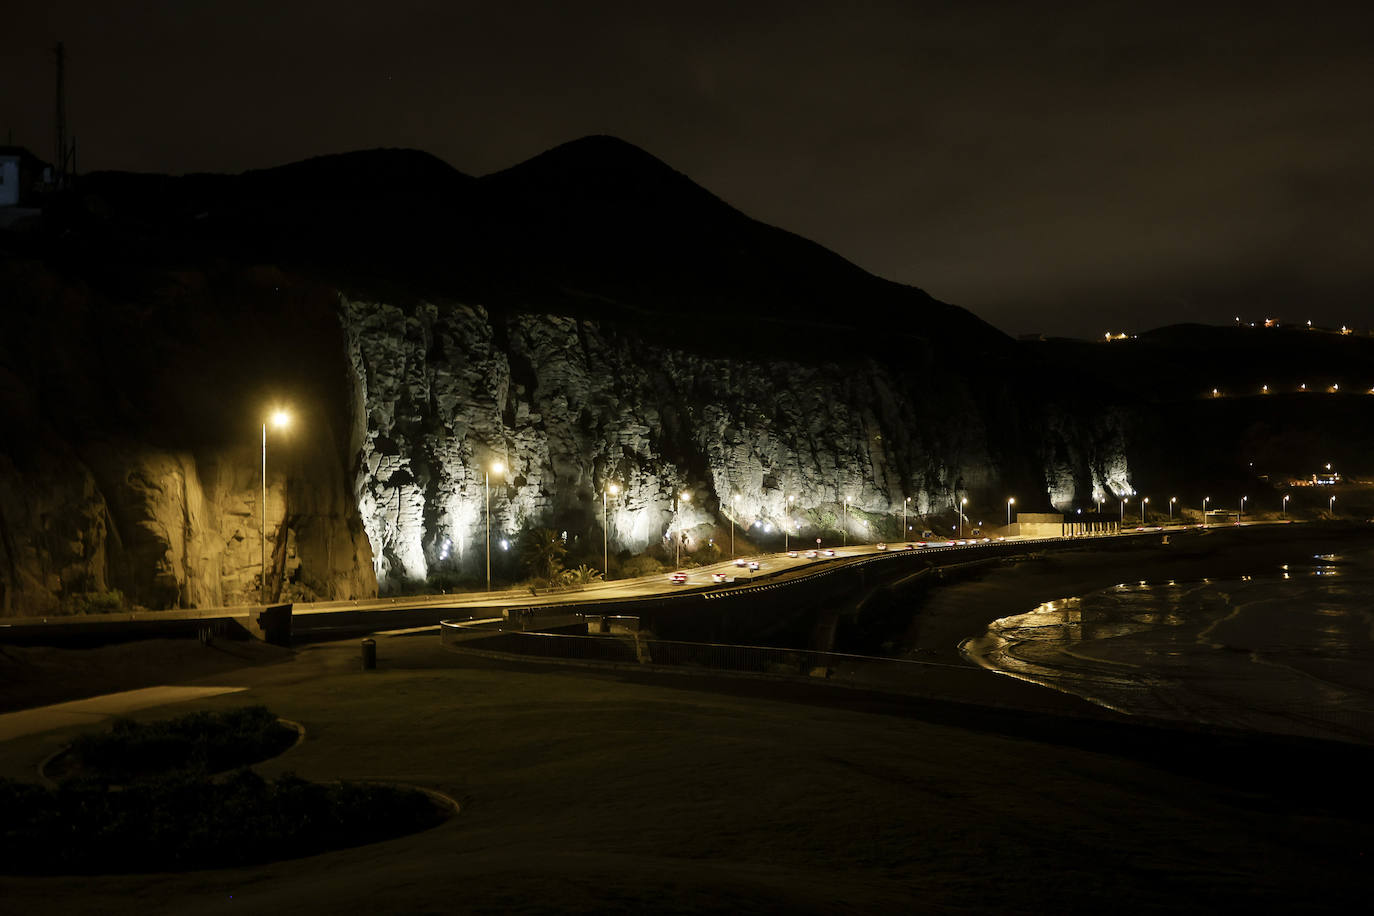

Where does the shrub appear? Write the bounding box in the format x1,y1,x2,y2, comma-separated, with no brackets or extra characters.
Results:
66,589,126,614
0,770,447,874
57,705,297,784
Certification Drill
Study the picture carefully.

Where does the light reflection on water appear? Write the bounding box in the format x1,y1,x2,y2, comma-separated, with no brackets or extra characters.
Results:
962,547,1374,744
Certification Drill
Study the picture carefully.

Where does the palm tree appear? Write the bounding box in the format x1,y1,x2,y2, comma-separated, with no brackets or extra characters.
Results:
520,528,567,583
562,564,604,588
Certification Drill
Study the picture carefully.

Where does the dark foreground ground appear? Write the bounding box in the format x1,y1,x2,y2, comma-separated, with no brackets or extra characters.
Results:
0,527,1371,914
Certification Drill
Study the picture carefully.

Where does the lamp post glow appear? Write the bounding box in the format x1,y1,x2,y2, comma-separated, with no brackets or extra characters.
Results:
903,496,909,541
675,491,691,567
1140,497,1149,525
1329,495,1336,517
1282,494,1289,519
260,409,290,604
1169,497,1176,523
959,497,967,539
603,482,619,578
484,461,505,591
1006,497,1015,527
1240,496,1247,523
1120,496,1128,524
1202,497,1210,528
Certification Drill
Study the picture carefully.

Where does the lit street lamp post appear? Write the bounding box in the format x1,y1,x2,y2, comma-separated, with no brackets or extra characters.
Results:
1282,494,1289,519
959,497,967,539
903,496,909,542
843,498,850,547
1140,497,1149,525
675,490,691,567
1240,496,1247,523
1169,497,1176,523
1203,496,1210,528
261,409,290,604
1006,497,1015,527
603,482,619,578
731,494,739,559
1330,495,1336,517
786,495,794,552
1120,496,1128,524
486,460,505,591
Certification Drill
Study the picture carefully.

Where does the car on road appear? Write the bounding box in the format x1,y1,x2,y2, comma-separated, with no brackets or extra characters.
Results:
711,572,728,583
787,550,799,558
734,558,747,567
805,550,819,559
748,560,760,571
670,572,688,584
904,543,917,549
876,543,887,551
823,548,836,557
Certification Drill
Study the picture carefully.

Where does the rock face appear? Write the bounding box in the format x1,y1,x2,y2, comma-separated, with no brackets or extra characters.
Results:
342,296,1133,591
0,137,1150,613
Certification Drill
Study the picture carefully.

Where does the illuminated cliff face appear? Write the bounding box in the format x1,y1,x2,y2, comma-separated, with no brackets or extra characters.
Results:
341,296,1133,590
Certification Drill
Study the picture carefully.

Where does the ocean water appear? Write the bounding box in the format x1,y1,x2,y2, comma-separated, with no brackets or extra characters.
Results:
961,545,1374,744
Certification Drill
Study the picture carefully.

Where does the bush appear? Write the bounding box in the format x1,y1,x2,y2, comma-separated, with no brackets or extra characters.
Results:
56,705,297,784
617,555,664,578
0,770,447,874
65,589,126,614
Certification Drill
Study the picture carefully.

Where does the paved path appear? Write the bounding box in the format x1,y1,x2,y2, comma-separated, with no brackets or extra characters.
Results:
0,685,247,741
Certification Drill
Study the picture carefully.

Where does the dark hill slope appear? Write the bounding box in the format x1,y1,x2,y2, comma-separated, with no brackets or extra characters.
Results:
69,137,1006,361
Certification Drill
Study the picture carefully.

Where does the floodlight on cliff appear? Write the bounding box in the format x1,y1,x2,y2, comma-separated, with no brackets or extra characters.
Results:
603,482,620,579
486,461,505,592
260,409,291,605
1006,497,1015,527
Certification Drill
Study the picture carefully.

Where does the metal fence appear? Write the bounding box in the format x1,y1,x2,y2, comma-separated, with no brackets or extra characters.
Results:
440,620,1011,706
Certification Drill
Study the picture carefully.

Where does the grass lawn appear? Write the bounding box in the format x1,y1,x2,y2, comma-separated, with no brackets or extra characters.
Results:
0,632,1368,913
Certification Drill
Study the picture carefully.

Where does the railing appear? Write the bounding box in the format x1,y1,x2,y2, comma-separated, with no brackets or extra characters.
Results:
440,621,1022,707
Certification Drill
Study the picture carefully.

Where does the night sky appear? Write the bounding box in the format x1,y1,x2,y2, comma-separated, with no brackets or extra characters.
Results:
5,1,1372,338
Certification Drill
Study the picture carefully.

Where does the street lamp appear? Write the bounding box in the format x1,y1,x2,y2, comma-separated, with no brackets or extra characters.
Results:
486,460,505,591
959,497,967,539
1240,496,1247,523
731,493,739,559
1329,495,1336,517
603,482,619,578
675,490,691,567
1120,496,1128,523
1169,497,1176,523
786,495,795,552
843,498,850,547
1006,497,1015,527
261,409,290,604
1140,497,1149,525
1282,494,1289,518
903,496,910,541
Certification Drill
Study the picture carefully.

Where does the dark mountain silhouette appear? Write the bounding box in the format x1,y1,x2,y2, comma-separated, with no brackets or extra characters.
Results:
70,136,1005,359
